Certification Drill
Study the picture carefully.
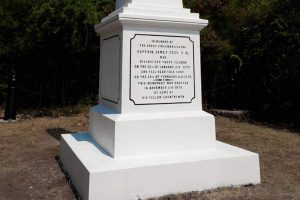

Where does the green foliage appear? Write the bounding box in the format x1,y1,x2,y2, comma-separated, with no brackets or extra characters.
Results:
184,0,299,127
0,0,299,127
0,0,114,107
237,0,300,125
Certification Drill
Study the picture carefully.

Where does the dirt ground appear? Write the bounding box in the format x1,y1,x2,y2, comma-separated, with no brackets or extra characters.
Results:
0,114,299,200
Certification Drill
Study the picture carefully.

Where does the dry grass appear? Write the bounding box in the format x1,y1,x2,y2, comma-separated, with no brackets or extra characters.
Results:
0,114,299,200
152,116,300,200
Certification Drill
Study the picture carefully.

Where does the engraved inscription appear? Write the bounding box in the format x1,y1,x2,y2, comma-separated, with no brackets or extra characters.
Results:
130,34,195,105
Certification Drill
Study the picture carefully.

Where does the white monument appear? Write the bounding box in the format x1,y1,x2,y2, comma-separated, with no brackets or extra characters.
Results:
60,0,260,199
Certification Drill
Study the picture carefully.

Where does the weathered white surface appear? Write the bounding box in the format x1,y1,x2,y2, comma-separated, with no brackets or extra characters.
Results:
116,0,183,10
100,35,121,104
111,0,199,25
97,26,204,113
89,105,216,158
60,133,261,200
95,1,207,113
98,0,207,29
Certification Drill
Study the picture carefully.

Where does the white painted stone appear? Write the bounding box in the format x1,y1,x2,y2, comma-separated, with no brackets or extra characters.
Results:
100,35,121,104
113,0,192,23
96,24,205,113
60,133,260,200
100,0,206,26
116,0,183,10
89,105,216,158
60,0,260,199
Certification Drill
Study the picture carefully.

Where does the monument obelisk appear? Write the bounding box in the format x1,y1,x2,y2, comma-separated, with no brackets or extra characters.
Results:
60,1,260,199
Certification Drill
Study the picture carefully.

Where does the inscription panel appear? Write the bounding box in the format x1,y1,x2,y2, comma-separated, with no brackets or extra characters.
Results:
130,34,195,105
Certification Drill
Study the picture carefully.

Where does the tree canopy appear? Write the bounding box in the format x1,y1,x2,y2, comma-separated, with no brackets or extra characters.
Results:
0,0,299,127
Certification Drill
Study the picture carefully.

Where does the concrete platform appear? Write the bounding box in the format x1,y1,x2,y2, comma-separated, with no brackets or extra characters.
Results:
60,133,260,200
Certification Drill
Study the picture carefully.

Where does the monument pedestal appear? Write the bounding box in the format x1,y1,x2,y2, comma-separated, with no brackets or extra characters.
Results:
60,133,260,200
89,105,217,158
60,0,260,199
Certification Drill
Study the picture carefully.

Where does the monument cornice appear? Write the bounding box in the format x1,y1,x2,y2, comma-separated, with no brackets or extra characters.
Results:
95,14,208,34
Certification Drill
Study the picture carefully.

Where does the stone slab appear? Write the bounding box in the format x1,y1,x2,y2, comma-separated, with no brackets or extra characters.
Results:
89,105,216,158
60,133,261,200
